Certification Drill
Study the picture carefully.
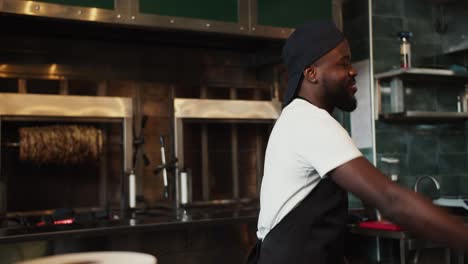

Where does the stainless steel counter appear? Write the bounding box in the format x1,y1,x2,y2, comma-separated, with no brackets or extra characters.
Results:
0,207,258,244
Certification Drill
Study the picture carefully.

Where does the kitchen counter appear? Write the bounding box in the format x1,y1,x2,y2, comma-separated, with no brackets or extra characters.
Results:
3,207,465,264
348,222,465,264
0,207,259,244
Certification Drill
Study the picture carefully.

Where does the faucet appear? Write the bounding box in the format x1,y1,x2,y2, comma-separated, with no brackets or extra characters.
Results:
414,176,440,193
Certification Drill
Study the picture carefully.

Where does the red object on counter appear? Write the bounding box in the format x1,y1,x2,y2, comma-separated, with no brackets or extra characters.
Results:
359,220,402,231
35,218,75,227
54,218,74,225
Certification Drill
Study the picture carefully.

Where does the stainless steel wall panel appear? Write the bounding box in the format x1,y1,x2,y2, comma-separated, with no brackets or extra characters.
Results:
2,0,125,24
174,99,281,120
0,0,294,39
126,13,249,37
0,93,132,118
129,0,249,36
139,0,239,23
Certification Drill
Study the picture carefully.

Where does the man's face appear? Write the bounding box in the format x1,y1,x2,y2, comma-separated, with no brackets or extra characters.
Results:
316,40,358,112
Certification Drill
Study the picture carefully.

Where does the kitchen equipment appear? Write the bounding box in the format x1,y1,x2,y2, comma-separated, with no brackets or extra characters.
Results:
6,207,112,228
389,77,405,113
0,93,133,226
433,198,468,211
160,136,169,199
179,169,192,205
129,115,150,210
414,175,440,199
359,220,402,231
376,157,400,221
129,170,136,209
173,98,280,209
17,125,103,164
460,85,468,112
381,157,400,182
398,31,413,69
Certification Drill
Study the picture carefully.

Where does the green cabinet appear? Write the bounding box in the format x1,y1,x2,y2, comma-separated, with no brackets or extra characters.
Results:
256,0,332,28
140,0,239,23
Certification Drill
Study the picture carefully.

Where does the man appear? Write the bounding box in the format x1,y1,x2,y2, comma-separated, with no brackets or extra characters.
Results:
247,21,468,264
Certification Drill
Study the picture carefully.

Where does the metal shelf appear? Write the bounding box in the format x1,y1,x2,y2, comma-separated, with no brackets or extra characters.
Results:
374,68,468,120
379,111,468,121
375,68,468,81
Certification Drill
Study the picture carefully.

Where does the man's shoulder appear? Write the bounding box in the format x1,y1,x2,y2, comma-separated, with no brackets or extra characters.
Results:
281,99,332,121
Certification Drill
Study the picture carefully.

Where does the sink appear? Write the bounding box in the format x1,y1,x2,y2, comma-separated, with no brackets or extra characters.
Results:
433,198,468,211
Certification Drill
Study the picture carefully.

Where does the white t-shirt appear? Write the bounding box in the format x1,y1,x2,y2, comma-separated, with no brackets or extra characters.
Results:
257,98,362,240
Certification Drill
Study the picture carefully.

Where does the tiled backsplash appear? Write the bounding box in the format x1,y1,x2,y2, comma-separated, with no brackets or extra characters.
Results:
342,0,369,63
344,0,468,208
373,0,444,72
376,121,468,198
342,0,371,209
372,0,468,199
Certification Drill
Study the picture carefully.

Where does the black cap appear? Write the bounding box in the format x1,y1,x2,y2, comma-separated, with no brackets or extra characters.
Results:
282,21,344,106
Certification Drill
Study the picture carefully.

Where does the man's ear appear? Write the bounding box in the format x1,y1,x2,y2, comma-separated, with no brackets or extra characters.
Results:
303,65,318,83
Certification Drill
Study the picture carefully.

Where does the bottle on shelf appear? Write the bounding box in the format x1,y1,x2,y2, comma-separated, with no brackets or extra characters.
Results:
398,31,413,69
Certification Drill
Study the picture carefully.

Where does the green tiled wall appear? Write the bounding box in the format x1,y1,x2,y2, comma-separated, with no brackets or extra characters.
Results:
372,0,441,71
342,0,371,209
372,0,468,199
342,0,370,63
372,0,467,72
348,148,374,209
339,0,468,208
375,121,468,198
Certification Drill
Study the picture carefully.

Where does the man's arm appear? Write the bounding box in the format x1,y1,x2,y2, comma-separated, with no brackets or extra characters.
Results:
329,157,468,252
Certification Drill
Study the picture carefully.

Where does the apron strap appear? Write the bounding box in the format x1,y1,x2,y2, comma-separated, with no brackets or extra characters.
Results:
246,239,262,264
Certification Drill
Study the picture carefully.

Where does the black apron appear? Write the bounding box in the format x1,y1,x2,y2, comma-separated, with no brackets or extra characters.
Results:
247,178,348,264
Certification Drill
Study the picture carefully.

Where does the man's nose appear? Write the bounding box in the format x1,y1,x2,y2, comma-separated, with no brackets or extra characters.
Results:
349,66,358,77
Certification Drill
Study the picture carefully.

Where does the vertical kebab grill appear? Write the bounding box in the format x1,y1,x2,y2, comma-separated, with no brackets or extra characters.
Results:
0,93,134,225
18,125,103,165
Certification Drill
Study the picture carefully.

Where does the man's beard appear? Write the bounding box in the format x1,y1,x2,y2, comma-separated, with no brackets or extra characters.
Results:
325,82,358,112
335,93,357,112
